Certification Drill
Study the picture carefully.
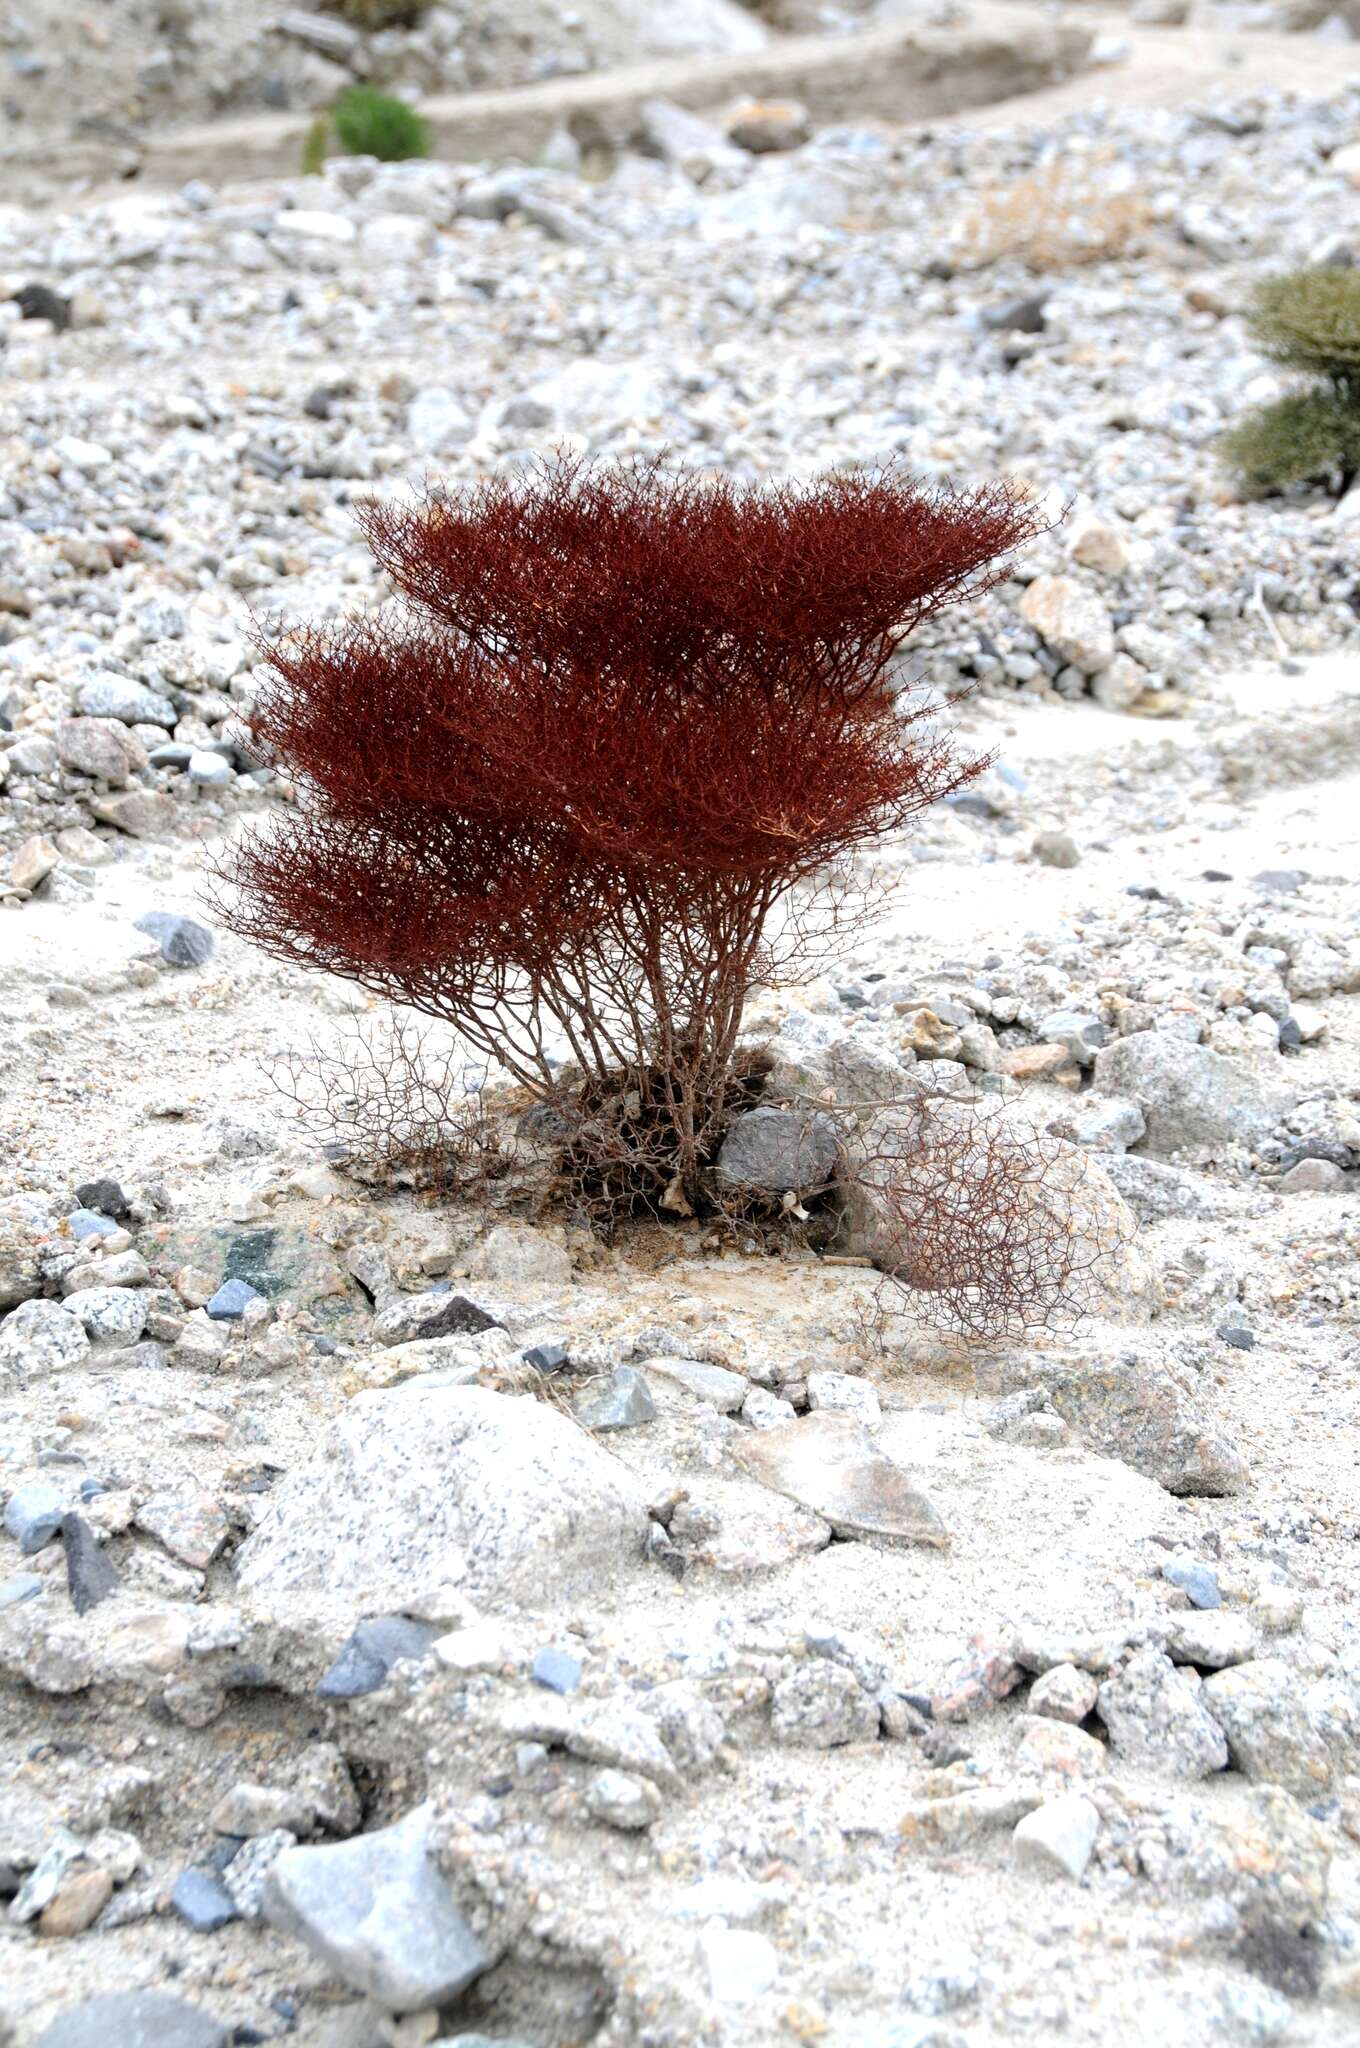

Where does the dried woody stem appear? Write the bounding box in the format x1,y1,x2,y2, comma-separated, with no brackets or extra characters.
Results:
212,454,1051,1218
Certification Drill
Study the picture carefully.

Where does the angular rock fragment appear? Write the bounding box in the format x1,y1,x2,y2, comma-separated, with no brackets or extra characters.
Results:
263,1805,488,2010
974,1344,1248,1497
236,1383,650,1612
1095,1649,1229,1778
735,1410,948,1548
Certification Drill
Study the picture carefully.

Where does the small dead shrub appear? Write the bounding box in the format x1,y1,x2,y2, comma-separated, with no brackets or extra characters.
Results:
949,154,1149,273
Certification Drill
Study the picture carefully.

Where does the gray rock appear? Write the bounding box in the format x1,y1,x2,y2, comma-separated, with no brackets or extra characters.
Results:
263,1804,488,2009
761,1011,909,1105
583,1768,662,1830
643,1354,747,1411
1044,1094,1145,1154
1202,1660,1333,1794
235,1383,651,1613
736,1411,948,1548
34,1992,228,2048
1028,1664,1099,1722
0,1298,91,1377
67,1208,121,1241
1095,1649,1229,1777
771,1660,880,1747
62,1513,118,1614
573,1365,656,1430
1101,1154,1269,1223
221,1828,297,1919
467,1224,571,1291
63,1285,148,1346
1038,1009,1108,1067
1012,1793,1100,1879
171,1866,240,1931
806,1370,881,1428
715,1105,840,1193
974,1346,1248,1496
1279,1157,1345,1192
1093,1031,1288,1154
1031,830,1081,869
0,1572,43,1608
75,673,176,726
205,1277,262,1320
1162,1558,1220,1608
317,1616,442,1699
531,1645,582,1694
5,1480,67,1553
638,1679,726,1772
1165,1611,1256,1669
133,912,214,967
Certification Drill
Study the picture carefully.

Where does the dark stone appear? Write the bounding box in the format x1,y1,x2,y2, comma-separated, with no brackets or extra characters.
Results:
61,1513,119,1615
223,1229,281,1296
303,388,333,419
1217,1326,1256,1351
12,282,70,329
411,1292,505,1341
316,1616,441,1700
171,1866,241,1932
945,790,999,820
522,1342,569,1374
1201,869,1232,882
981,292,1048,333
1235,1913,1322,1998
1125,884,1166,901
1277,1019,1302,1053
74,1176,131,1220
133,912,215,968
531,1645,582,1694
1279,1138,1355,1173
206,1278,264,1321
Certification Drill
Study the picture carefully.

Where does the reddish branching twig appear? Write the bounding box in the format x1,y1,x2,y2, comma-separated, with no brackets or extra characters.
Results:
840,1097,1134,1342
212,455,1049,1207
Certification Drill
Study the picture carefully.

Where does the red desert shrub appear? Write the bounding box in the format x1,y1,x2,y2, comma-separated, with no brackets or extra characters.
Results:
217,456,1047,1212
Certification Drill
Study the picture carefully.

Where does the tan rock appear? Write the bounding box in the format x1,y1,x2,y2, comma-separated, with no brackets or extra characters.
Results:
1069,519,1130,575
38,1867,114,1937
87,791,176,839
1016,1716,1108,1779
1005,1044,1080,1087
9,833,60,892
56,717,147,787
1020,573,1115,673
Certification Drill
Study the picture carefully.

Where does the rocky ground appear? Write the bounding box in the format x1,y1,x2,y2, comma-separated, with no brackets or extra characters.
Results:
3,37,1360,2048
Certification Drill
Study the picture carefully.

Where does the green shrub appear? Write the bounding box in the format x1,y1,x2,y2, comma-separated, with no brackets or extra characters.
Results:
1222,267,1360,495
1221,387,1360,494
332,84,428,163
1248,267,1360,383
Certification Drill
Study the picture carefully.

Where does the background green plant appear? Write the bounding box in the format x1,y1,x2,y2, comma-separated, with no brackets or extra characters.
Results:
332,84,429,162
1222,267,1360,495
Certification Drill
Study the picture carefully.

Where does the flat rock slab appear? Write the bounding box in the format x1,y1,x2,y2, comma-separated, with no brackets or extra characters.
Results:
974,1342,1248,1498
34,1991,227,2048
735,1411,949,1548
264,1802,486,2011
235,1382,651,1613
